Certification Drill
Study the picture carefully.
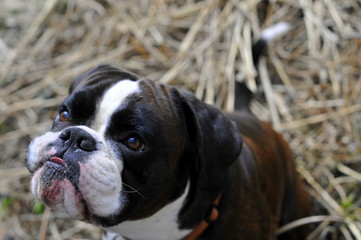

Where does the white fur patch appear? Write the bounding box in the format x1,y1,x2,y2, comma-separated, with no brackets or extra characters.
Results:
94,80,139,135
27,132,59,171
261,22,291,42
78,157,123,217
104,185,191,240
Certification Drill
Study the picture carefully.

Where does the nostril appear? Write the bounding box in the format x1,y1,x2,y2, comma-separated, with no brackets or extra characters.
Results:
59,129,71,141
58,127,97,152
78,138,97,152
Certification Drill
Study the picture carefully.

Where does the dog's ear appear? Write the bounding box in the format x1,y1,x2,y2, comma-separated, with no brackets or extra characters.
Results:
69,64,140,93
174,89,242,228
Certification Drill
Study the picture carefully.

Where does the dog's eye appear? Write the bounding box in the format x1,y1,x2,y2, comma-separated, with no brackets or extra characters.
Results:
125,136,144,152
59,111,70,122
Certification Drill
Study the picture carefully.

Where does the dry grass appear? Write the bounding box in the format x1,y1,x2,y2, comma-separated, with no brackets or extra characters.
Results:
1,0,361,239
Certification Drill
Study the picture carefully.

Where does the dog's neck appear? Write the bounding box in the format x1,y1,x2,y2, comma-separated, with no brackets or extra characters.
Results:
102,185,191,240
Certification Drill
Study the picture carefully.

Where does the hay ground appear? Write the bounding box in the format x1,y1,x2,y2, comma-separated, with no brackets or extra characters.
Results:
1,0,361,239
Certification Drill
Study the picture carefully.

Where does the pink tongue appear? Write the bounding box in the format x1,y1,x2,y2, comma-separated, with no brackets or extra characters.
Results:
50,157,65,165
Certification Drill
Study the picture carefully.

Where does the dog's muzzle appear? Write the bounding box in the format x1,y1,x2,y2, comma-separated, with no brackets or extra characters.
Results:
27,126,124,222
49,127,98,169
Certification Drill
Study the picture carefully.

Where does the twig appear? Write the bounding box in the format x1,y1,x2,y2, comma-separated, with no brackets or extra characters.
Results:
259,58,281,130
0,0,59,84
277,215,344,236
337,163,361,182
281,102,361,130
38,207,51,240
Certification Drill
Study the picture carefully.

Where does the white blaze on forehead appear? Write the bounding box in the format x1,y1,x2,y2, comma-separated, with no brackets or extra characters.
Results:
94,80,139,134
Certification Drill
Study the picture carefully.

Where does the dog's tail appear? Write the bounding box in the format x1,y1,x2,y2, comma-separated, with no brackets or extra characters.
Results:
235,22,291,111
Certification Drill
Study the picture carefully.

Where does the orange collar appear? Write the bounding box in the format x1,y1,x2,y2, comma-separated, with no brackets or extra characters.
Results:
182,195,222,240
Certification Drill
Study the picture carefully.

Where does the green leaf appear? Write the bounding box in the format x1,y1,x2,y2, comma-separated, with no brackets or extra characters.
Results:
1,196,12,210
34,202,45,214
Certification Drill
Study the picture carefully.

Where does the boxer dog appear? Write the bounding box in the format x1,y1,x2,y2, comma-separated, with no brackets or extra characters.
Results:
26,23,311,240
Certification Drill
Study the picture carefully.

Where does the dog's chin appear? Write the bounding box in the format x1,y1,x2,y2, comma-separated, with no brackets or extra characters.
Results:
31,156,125,225
32,165,89,220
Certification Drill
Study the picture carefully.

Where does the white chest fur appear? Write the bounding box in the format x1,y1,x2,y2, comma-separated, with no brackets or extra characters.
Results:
103,186,191,240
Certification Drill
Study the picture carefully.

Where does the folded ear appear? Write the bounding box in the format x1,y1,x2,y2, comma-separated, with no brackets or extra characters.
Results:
175,89,242,228
69,64,140,93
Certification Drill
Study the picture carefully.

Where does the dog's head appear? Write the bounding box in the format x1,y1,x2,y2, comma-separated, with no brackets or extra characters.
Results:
26,65,242,227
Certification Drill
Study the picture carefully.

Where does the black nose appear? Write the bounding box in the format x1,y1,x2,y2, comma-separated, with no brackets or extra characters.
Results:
59,128,97,152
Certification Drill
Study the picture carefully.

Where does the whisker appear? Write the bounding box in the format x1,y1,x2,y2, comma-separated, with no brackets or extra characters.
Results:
9,150,27,165
122,182,146,199
29,200,38,213
24,135,32,143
